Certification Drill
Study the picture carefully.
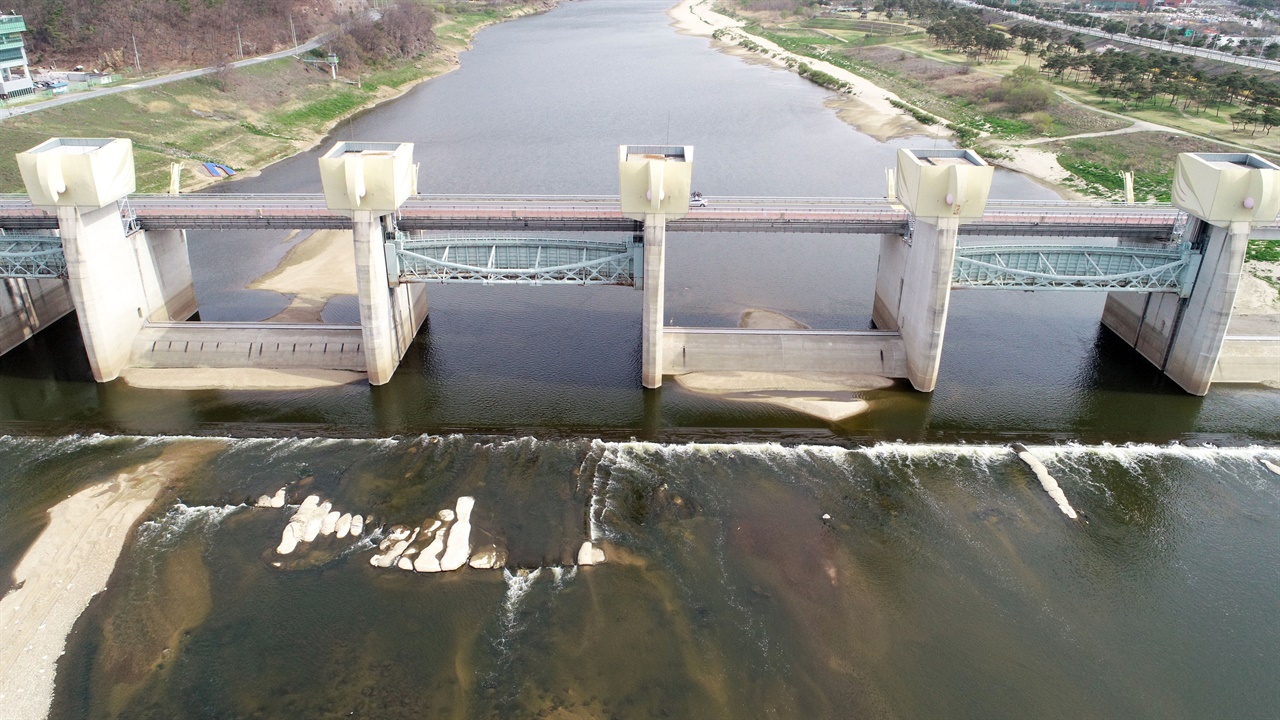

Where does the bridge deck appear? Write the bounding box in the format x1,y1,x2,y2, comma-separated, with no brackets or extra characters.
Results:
3,194,1267,240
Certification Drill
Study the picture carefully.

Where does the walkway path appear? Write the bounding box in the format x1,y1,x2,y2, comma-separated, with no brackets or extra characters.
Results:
1,35,327,120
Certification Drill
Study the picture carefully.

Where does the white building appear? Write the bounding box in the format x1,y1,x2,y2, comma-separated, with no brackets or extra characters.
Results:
0,14,34,98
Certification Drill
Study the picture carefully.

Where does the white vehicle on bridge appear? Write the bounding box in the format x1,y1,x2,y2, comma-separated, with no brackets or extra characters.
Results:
690,192,707,208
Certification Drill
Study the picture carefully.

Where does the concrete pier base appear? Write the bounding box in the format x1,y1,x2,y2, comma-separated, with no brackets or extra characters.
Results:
1214,336,1280,383
871,220,958,392
641,214,666,389
662,328,907,376
353,211,427,385
1102,221,1252,395
0,279,75,355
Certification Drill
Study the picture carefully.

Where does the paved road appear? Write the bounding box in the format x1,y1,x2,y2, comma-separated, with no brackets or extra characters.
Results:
953,0,1280,72
0,35,328,120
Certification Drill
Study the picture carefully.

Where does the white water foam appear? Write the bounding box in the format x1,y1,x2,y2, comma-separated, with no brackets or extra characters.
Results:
136,502,243,550
499,567,543,646
550,565,577,589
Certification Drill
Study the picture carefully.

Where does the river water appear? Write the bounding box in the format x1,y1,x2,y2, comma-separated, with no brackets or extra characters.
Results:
0,1,1277,717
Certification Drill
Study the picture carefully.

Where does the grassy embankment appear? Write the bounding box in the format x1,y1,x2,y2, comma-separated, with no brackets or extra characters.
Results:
0,5,541,193
716,5,1279,203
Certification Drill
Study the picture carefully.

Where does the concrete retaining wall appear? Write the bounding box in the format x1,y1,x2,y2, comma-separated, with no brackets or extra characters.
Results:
1213,336,1280,384
131,322,366,371
662,328,908,377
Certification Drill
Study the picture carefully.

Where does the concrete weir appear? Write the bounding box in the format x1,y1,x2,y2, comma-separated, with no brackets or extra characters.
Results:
662,327,907,376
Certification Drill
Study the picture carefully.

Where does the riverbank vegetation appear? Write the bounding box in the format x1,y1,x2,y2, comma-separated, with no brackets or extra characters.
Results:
0,1,550,193
719,0,1280,200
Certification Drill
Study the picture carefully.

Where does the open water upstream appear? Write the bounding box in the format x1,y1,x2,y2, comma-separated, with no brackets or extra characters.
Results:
0,1,1276,718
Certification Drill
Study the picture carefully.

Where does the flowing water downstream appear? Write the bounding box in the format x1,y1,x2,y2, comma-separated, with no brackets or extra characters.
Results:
0,1,1277,718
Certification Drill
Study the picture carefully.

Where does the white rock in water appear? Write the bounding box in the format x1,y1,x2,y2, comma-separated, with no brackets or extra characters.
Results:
378,537,395,552
320,511,340,536
397,557,415,571
577,541,606,566
302,502,331,542
335,513,352,539
276,524,299,555
270,488,287,508
469,545,506,569
422,519,442,534
300,495,320,512
350,515,365,536
414,527,447,573
439,497,475,572
1262,459,1280,477
387,525,412,542
255,495,274,508
1012,445,1078,519
372,551,397,568
438,508,455,522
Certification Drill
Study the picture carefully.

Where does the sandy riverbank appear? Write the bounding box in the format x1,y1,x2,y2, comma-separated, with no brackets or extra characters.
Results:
251,229,358,324
0,443,223,720
670,0,945,143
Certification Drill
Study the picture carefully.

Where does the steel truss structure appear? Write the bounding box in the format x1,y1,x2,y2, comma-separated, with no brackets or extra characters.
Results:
0,234,66,279
952,243,1197,296
390,234,638,285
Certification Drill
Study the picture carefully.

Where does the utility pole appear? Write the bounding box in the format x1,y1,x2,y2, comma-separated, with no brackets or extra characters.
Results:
131,33,141,73
289,15,298,50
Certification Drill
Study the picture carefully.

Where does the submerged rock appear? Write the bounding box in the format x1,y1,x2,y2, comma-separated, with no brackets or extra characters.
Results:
469,544,507,569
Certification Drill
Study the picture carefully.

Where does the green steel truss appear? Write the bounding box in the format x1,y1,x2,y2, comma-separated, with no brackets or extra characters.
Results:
0,234,65,279
952,243,1197,296
389,234,639,285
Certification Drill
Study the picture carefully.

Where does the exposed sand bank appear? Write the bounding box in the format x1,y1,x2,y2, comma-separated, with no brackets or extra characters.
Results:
739,308,809,330
120,368,366,390
251,229,358,324
0,444,223,720
670,0,945,143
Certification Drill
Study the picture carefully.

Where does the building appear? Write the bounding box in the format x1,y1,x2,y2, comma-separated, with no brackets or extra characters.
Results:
0,14,34,99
